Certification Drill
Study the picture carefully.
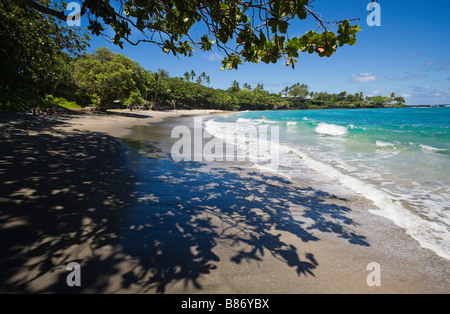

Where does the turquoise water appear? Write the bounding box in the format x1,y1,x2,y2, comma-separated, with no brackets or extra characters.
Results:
206,107,450,259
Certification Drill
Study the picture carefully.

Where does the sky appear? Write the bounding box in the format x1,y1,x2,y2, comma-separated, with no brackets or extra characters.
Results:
80,0,450,105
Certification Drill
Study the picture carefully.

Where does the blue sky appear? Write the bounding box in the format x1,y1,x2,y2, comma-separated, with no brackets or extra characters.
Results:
82,0,450,105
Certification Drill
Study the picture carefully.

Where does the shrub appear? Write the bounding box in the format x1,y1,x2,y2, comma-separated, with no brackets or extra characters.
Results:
0,92,82,112
0,91,44,112
43,95,82,109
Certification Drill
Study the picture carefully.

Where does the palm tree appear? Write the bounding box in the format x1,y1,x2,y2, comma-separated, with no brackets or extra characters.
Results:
338,91,347,100
356,92,364,101
196,72,208,85
229,80,240,93
183,72,190,82
254,83,264,92
190,70,196,82
394,96,405,104
157,68,169,78
199,72,211,86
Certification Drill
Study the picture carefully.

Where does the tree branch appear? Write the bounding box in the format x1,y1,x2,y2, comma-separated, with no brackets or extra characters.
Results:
16,0,88,21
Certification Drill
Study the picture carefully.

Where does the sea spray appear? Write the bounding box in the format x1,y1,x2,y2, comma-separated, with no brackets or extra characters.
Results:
315,122,348,136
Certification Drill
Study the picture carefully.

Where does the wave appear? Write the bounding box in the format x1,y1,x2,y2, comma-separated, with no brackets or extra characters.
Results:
205,119,279,165
286,121,297,126
206,118,450,260
347,124,367,131
420,144,447,153
282,145,450,260
260,119,279,125
376,140,396,148
236,118,253,123
315,123,348,136
237,117,279,125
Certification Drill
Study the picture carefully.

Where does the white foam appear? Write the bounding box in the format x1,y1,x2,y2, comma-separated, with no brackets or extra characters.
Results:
315,123,348,136
236,118,253,123
376,140,396,148
287,121,297,126
420,144,447,153
283,145,450,260
259,119,278,125
348,124,367,131
237,117,278,125
205,119,279,166
206,118,450,260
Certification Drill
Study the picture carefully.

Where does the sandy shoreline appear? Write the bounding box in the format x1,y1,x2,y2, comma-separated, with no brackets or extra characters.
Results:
0,109,449,294
52,109,224,138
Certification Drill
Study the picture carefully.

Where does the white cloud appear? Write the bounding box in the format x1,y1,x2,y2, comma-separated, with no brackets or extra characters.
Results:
352,73,377,82
204,52,223,61
425,59,450,70
410,85,450,100
403,86,450,105
386,72,426,81
368,90,380,97
401,93,411,98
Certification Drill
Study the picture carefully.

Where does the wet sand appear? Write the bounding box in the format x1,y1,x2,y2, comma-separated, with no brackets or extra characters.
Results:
0,110,449,293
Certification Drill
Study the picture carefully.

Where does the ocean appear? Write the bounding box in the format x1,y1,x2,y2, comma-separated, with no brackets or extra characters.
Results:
205,107,450,260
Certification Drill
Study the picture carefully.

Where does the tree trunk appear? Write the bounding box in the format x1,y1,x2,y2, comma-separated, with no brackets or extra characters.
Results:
94,99,107,112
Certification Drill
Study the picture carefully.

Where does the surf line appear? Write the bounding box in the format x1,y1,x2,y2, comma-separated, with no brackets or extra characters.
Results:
171,117,280,167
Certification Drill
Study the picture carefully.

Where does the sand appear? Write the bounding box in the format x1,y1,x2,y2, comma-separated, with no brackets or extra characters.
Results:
0,109,449,294
53,109,221,137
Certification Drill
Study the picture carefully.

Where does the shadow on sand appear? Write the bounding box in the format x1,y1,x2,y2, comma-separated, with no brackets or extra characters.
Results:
0,116,369,293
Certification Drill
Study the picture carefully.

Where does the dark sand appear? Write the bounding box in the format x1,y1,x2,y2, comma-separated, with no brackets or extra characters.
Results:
0,110,449,293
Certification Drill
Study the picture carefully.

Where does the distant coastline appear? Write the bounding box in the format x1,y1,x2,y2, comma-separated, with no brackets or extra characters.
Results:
261,104,450,111
407,104,450,108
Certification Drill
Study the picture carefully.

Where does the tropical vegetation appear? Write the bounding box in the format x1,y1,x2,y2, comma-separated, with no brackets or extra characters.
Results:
0,1,405,112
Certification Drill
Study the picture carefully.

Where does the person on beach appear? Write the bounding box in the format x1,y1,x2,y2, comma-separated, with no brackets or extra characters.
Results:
45,107,57,116
31,106,43,115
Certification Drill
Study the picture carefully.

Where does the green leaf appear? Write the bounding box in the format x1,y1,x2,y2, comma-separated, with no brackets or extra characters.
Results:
220,3,229,10
348,36,357,45
278,21,288,34
297,7,307,20
259,30,267,45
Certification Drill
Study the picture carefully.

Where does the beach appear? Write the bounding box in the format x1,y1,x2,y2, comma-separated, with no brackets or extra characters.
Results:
0,109,449,294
